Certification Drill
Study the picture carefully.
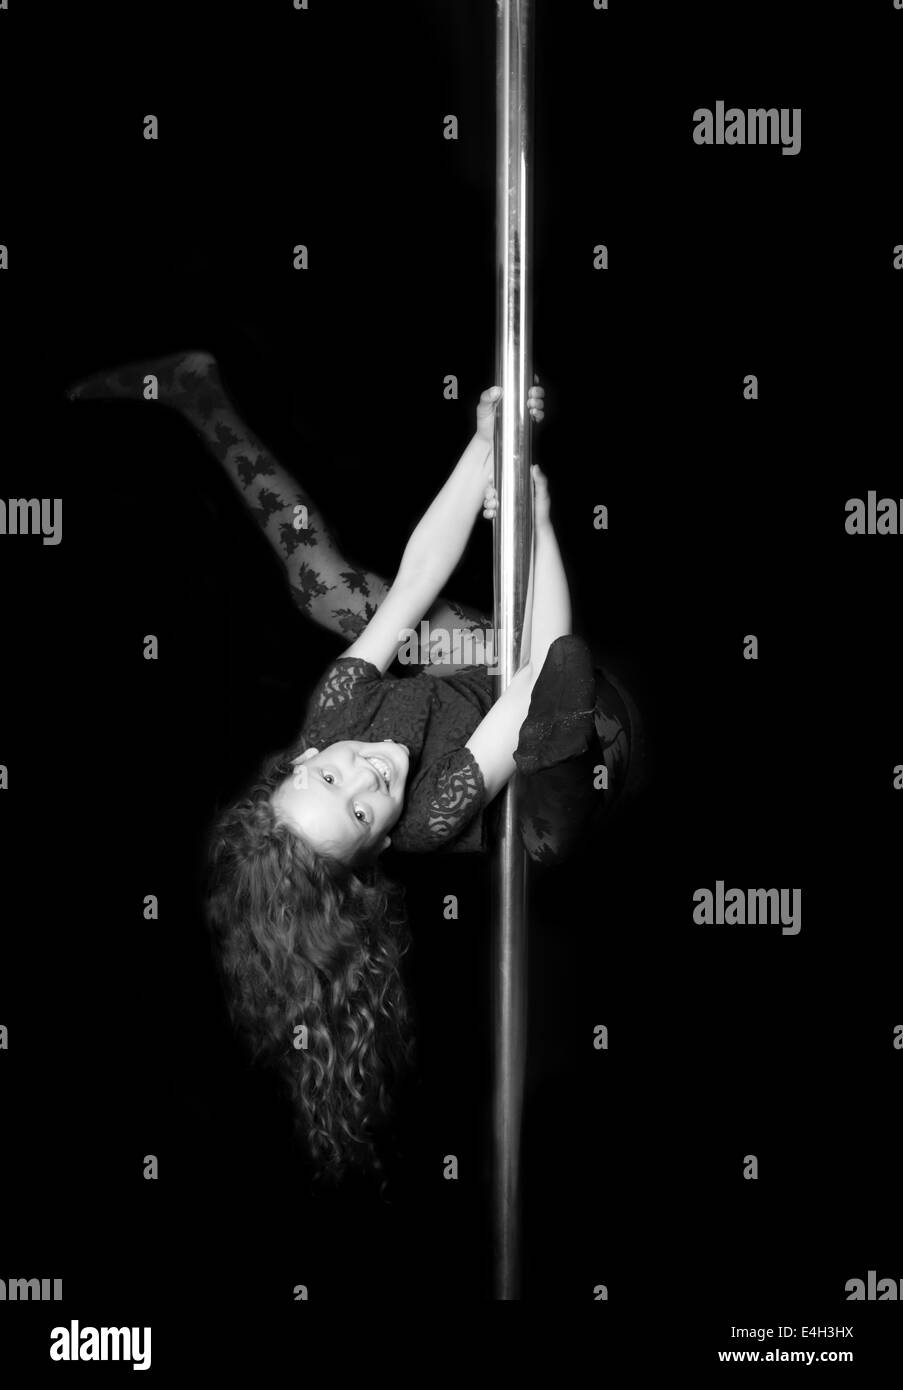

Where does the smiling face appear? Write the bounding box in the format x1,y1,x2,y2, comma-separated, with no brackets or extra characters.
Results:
271,739,411,864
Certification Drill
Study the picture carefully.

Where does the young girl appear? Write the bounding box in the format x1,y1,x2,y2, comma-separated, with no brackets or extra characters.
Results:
66,350,647,1185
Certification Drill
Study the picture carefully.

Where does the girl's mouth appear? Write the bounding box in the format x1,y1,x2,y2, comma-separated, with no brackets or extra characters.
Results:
364,754,393,788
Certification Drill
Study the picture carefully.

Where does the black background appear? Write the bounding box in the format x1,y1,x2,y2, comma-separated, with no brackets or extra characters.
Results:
1,0,900,1371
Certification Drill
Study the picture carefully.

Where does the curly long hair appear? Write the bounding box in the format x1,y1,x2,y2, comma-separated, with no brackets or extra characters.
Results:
202,748,416,1187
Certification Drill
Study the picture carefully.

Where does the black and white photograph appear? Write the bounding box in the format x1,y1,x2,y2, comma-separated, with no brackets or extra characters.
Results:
1,0,901,1372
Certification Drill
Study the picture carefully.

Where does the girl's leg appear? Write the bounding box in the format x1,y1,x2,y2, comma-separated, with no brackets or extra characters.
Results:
514,638,651,866
67,350,490,651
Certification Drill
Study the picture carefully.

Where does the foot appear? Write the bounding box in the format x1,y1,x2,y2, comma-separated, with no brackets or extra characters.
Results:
65,349,223,418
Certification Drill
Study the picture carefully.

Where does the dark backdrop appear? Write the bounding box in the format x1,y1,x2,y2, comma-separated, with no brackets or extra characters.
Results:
1,0,900,1369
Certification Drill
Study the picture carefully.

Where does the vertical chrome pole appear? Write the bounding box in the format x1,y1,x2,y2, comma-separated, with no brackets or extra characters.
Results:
492,0,534,1301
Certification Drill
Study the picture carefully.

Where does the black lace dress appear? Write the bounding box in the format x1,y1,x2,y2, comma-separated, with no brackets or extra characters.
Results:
293,656,495,853
291,641,649,861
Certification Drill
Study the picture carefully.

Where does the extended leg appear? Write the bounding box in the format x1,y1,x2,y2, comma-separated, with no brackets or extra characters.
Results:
67,350,491,652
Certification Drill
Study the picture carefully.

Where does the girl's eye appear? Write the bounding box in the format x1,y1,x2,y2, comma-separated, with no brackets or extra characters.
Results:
355,807,368,824
322,772,335,784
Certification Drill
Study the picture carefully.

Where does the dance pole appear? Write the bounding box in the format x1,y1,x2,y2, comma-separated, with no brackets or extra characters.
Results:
491,0,534,1301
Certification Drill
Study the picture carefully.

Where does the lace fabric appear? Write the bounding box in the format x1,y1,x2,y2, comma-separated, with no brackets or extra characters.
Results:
295,647,647,859
297,656,492,854
427,752,485,840
313,657,378,711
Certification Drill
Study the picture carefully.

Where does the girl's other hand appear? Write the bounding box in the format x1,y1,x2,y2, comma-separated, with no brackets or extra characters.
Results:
477,378,546,517
483,467,550,524
528,379,545,423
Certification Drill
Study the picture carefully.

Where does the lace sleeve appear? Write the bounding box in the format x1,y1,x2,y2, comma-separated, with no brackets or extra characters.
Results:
298,655,383,750
427,751,485,842
312,656,381,713
388,746,489,854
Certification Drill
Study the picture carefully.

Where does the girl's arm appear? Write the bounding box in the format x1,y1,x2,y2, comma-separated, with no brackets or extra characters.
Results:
524,467,571,672
466,469,572,804
344,390,502,674
395,393,500,588
465,660,536,801
345,387,549,683
393,382,546,592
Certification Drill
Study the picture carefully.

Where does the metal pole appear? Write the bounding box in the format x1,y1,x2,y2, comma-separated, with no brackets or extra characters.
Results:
491,0,534,1302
